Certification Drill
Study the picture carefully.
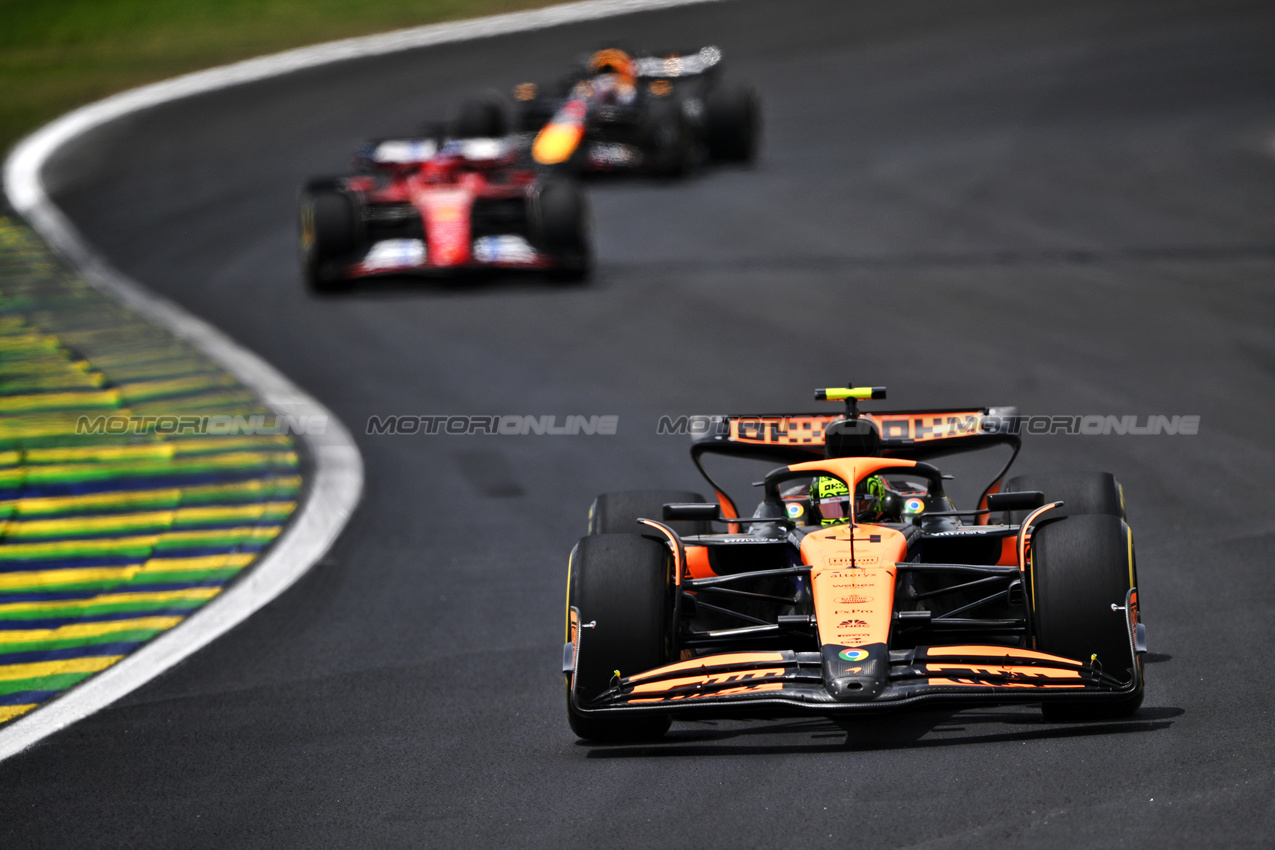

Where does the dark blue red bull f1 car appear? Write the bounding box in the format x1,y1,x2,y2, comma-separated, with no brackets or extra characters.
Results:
486,46,760,177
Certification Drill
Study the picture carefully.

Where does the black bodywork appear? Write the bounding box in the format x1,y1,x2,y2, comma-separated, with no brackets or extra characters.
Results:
515,46,761,176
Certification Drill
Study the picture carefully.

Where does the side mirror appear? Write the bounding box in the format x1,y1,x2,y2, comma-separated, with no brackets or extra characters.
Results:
986,490,1045,513
662,503,719,522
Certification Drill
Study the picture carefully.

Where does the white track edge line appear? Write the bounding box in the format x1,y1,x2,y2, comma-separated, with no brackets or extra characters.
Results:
0,0,727,762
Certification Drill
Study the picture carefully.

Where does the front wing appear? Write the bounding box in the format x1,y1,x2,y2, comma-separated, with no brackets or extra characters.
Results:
566,598,1143,719
344,236,557,278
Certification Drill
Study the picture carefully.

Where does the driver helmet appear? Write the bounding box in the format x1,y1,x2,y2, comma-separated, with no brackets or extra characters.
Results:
810,474,902,525
809,475,852,526
860,474,909,522
588,48,637,86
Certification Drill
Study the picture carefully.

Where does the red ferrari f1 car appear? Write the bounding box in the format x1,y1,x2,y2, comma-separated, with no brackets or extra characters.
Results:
565,387,1146,740
487,46,759,177
299,136,591,291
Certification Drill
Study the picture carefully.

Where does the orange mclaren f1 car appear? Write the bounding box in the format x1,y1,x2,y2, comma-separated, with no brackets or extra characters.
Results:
564,387,1145,740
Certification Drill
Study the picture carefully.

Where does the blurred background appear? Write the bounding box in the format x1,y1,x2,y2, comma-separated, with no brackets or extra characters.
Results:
0,0,562,156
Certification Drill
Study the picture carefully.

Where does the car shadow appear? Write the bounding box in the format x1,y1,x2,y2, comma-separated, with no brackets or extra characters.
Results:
307,268,594,298
580,705,1183,758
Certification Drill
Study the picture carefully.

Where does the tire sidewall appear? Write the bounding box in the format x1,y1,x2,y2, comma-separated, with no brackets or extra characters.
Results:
1031,513,1136,681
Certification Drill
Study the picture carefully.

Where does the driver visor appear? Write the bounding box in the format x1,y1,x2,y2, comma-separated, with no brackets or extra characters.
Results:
816,496,850,519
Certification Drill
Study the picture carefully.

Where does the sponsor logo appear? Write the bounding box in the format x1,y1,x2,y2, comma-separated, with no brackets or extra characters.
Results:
363,238,426,270
432,206,463,223
473,235,537,264
838,619,869,629
836,595,873,605
838,648,869,662
827,554,879,566
878,414,982,441
786,502,805,519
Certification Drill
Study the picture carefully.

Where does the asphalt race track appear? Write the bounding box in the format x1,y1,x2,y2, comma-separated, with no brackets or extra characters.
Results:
5,0,1275,845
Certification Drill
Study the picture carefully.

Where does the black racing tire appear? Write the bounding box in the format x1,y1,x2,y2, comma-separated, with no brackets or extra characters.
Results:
642,97,696,178
587,490,711,537
299,181,359,293
566,534,673,741
704,83,761,162
530,179,592,282
1031,514,1143,720
1001,471,1126,525
451,94,508,139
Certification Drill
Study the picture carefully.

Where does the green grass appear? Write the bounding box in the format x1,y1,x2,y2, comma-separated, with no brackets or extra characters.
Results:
0,0,559,155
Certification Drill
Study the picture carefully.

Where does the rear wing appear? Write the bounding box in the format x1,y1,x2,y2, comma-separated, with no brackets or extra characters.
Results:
357,137,519,168
633,46,723,78
360,138,439,166
691,407,1021,461
689,406,1021,517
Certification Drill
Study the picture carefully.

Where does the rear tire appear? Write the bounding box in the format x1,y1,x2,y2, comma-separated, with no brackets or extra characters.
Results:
643,97,696,178
299,181,359,293
514,97,553,134
451,94,508,138
566,534,673,741
587,490,710,536
704,83,761,162
1001,471,1125,524
1031,513,1143,720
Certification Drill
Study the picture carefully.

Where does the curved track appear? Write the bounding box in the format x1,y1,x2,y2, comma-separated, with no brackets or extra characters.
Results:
5,0,1275,845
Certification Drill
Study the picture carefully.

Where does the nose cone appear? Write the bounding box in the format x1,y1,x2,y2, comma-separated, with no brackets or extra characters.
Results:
533,123,584,165
822,644,888,703
826,673,887,701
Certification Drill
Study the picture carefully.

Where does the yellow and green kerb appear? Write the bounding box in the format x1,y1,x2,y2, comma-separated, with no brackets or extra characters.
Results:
0,217,300,725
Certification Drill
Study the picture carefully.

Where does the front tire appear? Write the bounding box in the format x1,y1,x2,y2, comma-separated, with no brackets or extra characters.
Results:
451,94,508,138
1031,513,1143,720
704,83,761,163
643,97,696,178
566,534,673,741
299,180,359,293
530,179,592,282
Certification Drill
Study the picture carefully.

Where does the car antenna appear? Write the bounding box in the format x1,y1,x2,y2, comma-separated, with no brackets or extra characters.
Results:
813,383,887,420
